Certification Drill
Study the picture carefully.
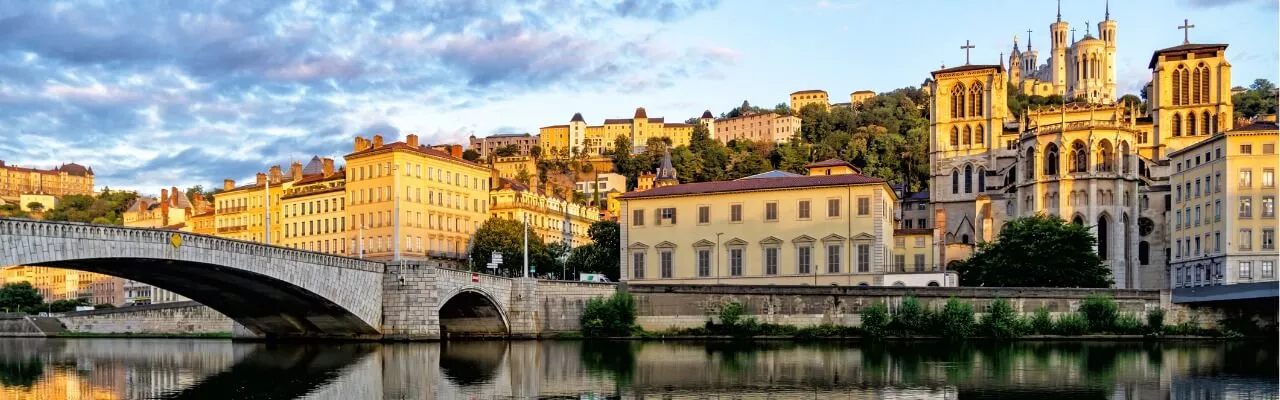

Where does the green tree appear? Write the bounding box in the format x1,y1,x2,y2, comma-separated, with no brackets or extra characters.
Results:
566,244,610,280
469,218,550,277
1118,94,1142,110
1233,79,1278,119
952,214,1112,287
25,202,43,212
462,149,482,162
45,299,89,313
184,185,205,203
529,145,542,160
514,168,532,185
0,282,43,313
493,144,521,157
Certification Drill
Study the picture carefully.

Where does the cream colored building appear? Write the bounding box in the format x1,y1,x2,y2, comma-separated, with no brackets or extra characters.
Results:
850,90,875,105
1167,122,1277,288
1,266,123,306
469,133,538,158
1147,43,1234,160
18,194,56,212
539,108,695,157
575,173,626,197
1006,3,1118,103
122,185,212,305
712,112,802,143
490,178,599,248
492,155,538,187
0,161,94,202
281,157,348,255
619,159,896,286
789,90,829,113
345,134,492,261
214,168,285,245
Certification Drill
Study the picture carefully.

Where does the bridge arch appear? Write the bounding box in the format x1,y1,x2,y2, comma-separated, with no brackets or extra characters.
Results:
0,219,384,339
438,287,510,338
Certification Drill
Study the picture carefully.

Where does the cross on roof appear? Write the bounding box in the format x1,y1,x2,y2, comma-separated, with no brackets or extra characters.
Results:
1026,29,1033,49
1070,27,1078,42
1178,19,1195,44
960,40,975,65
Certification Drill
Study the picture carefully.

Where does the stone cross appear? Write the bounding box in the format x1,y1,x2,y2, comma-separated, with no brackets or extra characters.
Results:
1179,19,1195,44
1026,29,1033,49
961,40,975,65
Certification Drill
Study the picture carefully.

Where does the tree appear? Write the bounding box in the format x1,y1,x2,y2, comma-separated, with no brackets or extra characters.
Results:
462,149,482,162
25,202,43,212
493,144,521,157
585,220,620,280
514,168,532,185
529,145,542,160
1118,94,1142,110
184,185,206,203
1233,79,1278,119
469,218,550,277
45,299,89,313
0,282,42,313
952,214,1113,288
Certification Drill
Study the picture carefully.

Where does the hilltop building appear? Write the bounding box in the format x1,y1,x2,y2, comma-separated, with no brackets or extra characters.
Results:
539,108,696,158
1007,1,1118,103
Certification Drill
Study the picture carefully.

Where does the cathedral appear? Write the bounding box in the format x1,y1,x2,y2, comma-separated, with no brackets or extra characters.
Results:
1008,1,1118,104
927,5,1242,290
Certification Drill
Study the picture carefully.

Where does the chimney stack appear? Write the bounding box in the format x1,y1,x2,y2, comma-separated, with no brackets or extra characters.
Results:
160,189,171,227
224,179,235,191
160,189,169,207
372,134,383,148
255,172,266,186
269,165,282,183
449,144,463,159
354,136,369,152
290,161,303,181
407,134,419,148
171,186,180,207
322,158,335,177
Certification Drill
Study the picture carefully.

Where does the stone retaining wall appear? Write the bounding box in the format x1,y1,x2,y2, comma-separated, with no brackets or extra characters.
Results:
58,301,233,335
533,281,617,333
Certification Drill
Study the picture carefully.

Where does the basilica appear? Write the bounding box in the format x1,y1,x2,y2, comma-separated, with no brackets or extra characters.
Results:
926,3,1249,290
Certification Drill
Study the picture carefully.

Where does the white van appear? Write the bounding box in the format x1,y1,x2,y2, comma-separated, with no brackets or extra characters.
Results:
579,273,611,283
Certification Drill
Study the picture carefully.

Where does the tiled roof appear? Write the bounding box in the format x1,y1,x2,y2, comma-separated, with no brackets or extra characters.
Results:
634,107,648,119
701,110,714,119
541,124,569,129
647,117,664,123
1230,121,1277,132
571,112,585,123
739,170,803,179
1148,43,1227,68
904,191,931,200
620,174,886,200
603,118,632,124
894,228,933,235
852,90,875,95
932,64,1004,76
791,89,827,95
804,158,854,169
345,141,489,170
291,170,346,186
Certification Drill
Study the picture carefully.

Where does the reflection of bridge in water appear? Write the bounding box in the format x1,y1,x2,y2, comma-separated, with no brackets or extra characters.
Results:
0,339,1275,399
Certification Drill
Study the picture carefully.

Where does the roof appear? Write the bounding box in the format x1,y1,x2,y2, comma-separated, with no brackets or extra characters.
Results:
620,174,887,200
486,132,533,138
603,118,632,124
291,170,346,186
58,163,92,176
851,90,875,95
903,191,930,201
804,158,855,169
345,141,489,170
1168,121,1277,158
1148,43,1228,68
634,107,648,119
541,124,569,129
571,112,585,123
1230,121,1278,132
894,228,933,236
301,156,325,176
739,170,803,179
791,89,827,95
701,110,714,119
932,64,1004,76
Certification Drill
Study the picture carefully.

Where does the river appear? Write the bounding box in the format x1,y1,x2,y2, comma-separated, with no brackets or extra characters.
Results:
0,338,1275,399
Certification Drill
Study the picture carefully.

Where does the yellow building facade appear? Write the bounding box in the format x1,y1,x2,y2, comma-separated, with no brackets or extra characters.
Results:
281,158,348,255
712,112,802,143
850,90,875,105
1167,122,1277,288
489,178,599,248
345,134,492,261
1,266,122,306
213,170,285,245
619,159,896,285
0,161,94,201
540,108,695,157
789,90,829,113
1148,43,1234,160
492,155,538,186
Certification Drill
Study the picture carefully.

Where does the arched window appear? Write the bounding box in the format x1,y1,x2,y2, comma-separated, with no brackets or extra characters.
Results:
951,83,966,118
1181,67,1190,106
962,125,972,145
1172,113,1182,137
1172,67,1183,105
1192,67,1201,104
1202,111,1212,135
1199,64,1210,104
952,169,960,194
1188,113,1197,136
970,84,984,117
1097,215,1109,260
1072,215,1084,225
1069,141,1088,173
964,165,973,193
950,126,959,147
1097,140,1114,172
1044,143,1060,176
1213,112,1220,133
1024,147,1036,180
975,124,984,145
977,167,986,192
1120,141,1131,174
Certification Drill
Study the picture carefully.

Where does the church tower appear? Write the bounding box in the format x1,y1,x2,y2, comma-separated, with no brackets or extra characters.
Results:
1008,36,1023,86
569,112,587,156
1098,0,1118,102
1022,32,1039,78
1049,0,1069,95
654,148,678,188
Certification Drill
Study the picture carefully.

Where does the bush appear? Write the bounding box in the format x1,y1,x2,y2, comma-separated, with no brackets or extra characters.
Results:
1145,308,1166,333
1054,313,1088,335
718,302,747,327
894,296,931,335
1114,313,1145,335
1079,294,1119,332
1030,307,1054,334
938,298,976,339
981,298,1021,339
861,302,890,338
580,292,636,337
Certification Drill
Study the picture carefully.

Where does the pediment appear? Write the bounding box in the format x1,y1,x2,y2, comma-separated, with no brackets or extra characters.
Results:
851,232,875,241
759,236,783,245
628,242,650,250
821,234,846,242
655,241,677,249
792,235,816,243
692,239,716,248
724,238,748,246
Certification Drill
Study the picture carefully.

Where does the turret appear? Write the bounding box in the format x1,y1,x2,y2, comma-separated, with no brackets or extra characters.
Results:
569,113,587,156
698,110,715,140
1008,37,1023,85
1098,0,1118,102
1050,0,1069,93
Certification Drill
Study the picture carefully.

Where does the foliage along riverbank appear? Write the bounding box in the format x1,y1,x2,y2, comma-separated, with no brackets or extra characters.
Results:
576,293,1262,341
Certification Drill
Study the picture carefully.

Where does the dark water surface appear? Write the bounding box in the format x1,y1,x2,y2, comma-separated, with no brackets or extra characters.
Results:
0,338,1275,399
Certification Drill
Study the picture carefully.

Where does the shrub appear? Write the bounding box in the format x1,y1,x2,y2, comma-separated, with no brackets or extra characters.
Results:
1145,308,1166,333
580,292,637,337
1113,314,1145,334
938,298,976,339
861,302,890,338
1054,312,1088,335
981,298,1021,339
1030,307,1054,334
718,301,747,328
894,296,930,335
1079,294,1119,333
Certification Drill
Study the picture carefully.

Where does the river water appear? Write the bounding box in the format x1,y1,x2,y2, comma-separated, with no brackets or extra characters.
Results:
0,338,1274,399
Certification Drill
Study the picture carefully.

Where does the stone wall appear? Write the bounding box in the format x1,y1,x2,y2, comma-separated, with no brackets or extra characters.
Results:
58,301,233,335
532,281,617,333
627,284,1166,331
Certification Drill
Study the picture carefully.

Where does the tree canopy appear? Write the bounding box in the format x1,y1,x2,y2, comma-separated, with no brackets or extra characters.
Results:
951,214,1113,288
0,282,43,313
41,189,137,225
468,218,556,277
1233,79,1278,120
565,220,621,281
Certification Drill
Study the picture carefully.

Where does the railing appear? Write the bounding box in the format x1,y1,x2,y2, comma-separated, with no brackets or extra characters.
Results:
217,225,247,233
218,206,248,214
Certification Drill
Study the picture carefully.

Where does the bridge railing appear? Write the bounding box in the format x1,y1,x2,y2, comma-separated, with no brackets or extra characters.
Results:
0,218,384,273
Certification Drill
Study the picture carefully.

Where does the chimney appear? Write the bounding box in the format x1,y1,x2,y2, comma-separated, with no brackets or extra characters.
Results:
406,134,419,148
269,165,282,183
171,186,180,207
372,134,383,148
450,144,463,159
354,136,368,152
255,172,266,186
224,179,235,191
322,158,335,177
290,161,303,181
160,189,169,207
160,189,171,227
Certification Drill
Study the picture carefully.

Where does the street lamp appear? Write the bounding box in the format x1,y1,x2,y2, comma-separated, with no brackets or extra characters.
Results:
715,232,723,284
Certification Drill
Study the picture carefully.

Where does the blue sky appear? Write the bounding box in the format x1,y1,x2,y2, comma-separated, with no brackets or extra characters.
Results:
1,0,1276,193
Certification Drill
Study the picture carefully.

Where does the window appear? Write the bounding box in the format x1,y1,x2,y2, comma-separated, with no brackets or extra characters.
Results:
1240,196,1253,218
730,204,743,222
828,198,841,217
765,202,778,221
1264,196,1276,218
1263,261,1275,279
1264,169,1275,188
1239,261,1252,279
764,247,778,275
856,244,870,272
1239,229,1253,250
632,252,645,279
1263,229,1275,250
917,218,926,228
1195,206,1201,226
894,237,905,248
1215,200,1222,221
632,209,644,226
1215,231,1222,252
698,206,710,224
913,254,926,271
697,250,711,277
797,246,812,274
964,165,973,193
914,237,926,248
1194,237,1201,255
1176,210,1182,229
659,207,676,225
660,251,673,278
1265,143,1276,154
852,197,871,216
894,254,905,272
1240,169,1253,188
1195,179,1201,197
729,248,743,276
904,219,913,229
826,244,841,273
1240,144,1253,154
798,200,811,219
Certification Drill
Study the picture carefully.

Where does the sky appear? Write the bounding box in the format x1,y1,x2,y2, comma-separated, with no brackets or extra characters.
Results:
1,0,1276,194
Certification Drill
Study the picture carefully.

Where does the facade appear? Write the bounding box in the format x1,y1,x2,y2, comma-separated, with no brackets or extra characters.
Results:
280,157,347,255
898,190,932,230
122,186,211,305
1007,2,1118,103
851,90,876,105
491,155,538,187
712,112,802,143
619,159,896,286
539,108,695,157
1,266,122,306
1167,122,1277,288
18,194,56,212
1147,43,1234,160
344,134,492,261
188,210,215,235
468,133,538,158
575,173,626,197
789,90,829,112
0,161,94,201
213,169,285,245
489,178,600,248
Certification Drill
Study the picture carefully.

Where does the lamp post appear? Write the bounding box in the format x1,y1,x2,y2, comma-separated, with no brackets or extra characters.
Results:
264,178,271,245
392,163,401,262
715,232,723,284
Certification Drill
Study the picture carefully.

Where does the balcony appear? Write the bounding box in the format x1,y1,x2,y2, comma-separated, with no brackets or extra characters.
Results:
217,225,248,233
218,206,248,214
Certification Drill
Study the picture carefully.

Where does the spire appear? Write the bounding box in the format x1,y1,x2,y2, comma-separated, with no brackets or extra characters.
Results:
1105,0,1110,21
1026,29,1033,51
655,148,678,186
1056,0,1062,22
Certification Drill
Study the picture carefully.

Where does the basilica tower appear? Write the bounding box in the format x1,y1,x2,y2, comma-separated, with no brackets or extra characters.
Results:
1049,1,1069,95
1099,0,1118,102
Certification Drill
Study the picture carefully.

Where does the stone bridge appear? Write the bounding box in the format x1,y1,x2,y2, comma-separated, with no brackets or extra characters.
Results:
0,218,616,340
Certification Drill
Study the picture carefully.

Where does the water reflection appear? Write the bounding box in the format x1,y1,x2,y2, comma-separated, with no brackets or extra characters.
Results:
0,338,1274,399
